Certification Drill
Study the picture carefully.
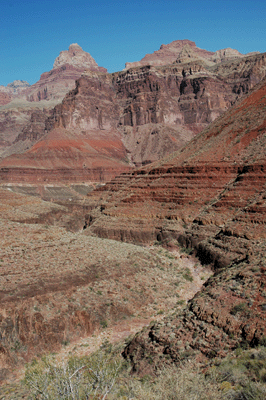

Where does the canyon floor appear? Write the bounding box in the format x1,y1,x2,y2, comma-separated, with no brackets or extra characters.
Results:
0,184,211,398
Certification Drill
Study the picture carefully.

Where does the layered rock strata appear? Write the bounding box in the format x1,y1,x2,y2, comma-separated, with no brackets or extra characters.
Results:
0,188,199,382
82,78,266,373
0,70,131,183
0,44,106,162
1,41,266,184
0,80,31,106
125,39,260,69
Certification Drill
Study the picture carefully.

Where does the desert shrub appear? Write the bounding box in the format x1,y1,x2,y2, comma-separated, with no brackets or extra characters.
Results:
220,347,266,384
23,344,266,400
182,267,193,282
100,320,108,328
213,347,266,399
181,246,194,255
123,348,266,400
115,364,223,400
230,302,247,315
24,347,122,399
222,382,266,400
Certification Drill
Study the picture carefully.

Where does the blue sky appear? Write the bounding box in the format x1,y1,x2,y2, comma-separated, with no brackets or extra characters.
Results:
1,0,265,86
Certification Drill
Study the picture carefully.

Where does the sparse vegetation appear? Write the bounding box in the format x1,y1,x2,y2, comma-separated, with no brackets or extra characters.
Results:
230,302,247,315
0,201,207,388
100,320,108,329
21,345,266,400
180,246,194,256
182,267,193,282
24,345,122,399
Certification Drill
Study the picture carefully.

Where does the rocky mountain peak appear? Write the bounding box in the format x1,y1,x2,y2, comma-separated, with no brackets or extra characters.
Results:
0,80,30,91
0,80,30,106
24,44,106,103
7,80,30,89
159,39,197,51
211,47,243,62
125,40,261,70
53,43,101,70
125,39,215,69
68,43,83,54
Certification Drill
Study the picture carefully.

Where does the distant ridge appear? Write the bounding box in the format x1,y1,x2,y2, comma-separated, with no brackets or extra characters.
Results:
125,39,260,69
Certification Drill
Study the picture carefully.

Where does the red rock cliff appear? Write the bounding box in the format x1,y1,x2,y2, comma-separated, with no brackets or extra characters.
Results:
1,44,266,183
83,78,266,373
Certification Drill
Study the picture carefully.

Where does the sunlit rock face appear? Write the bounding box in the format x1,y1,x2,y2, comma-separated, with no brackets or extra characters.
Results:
125,39,259,69
0,41,265,184
53,43,106,71
80,78,266,373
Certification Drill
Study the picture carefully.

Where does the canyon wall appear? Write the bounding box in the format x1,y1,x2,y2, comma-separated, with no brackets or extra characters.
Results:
1,42,266,183
0,44,107,162
82,78,266,373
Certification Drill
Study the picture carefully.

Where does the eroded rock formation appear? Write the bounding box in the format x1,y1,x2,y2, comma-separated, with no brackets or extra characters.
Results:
0,186,200,382
0,71,131,183
0,44,107,163
125,39,259,69
1,42,266,382
0,80,31,102
81,77,266,373
53,43,106,71
0,40,266,184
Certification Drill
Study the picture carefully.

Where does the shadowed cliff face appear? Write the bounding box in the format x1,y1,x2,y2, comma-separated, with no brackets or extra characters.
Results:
81,78,266,373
